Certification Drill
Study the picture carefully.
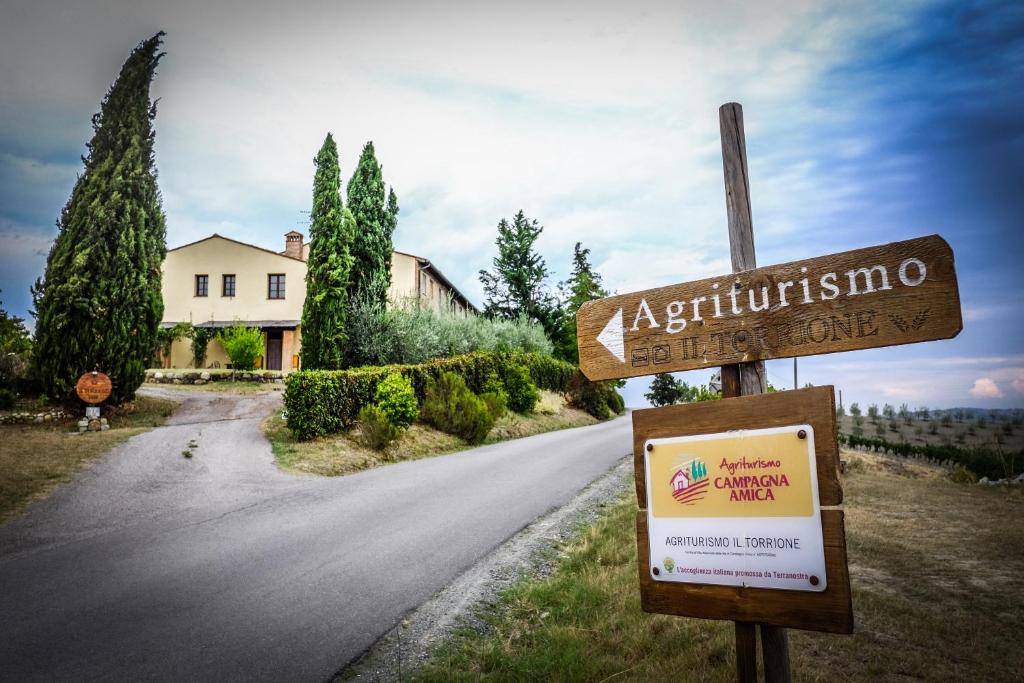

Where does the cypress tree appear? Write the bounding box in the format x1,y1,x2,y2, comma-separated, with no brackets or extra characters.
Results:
32,33,167,404
300,133,354,370
555,242,609,363
345,142,394,304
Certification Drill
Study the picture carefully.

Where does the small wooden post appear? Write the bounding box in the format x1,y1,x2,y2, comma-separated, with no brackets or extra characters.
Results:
719,102,792,683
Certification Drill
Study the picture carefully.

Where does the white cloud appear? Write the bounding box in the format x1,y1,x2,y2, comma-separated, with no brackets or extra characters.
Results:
968,377,1002,399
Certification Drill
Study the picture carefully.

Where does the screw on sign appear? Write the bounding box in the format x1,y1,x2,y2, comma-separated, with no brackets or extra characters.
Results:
76,372,112,405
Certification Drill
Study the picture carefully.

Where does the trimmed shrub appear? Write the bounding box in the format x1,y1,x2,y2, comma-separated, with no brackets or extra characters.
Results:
501,364,539,414
566,371,623,420
421,372,496,444
358,404,400,450
606,390,626,416
284,351,574,439
482,372,508,418
374,373,418,428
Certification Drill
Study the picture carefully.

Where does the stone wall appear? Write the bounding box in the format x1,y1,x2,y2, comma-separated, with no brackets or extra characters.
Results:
145,370,284,385
0,408,72,425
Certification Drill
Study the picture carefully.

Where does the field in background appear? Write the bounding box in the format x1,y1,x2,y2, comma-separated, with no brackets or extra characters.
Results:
264,390,598,477
413,449,1024,682
0,396,178,523
837,410,1023,451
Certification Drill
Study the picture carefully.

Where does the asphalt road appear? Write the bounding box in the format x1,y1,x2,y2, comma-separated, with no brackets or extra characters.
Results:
0,388,631,682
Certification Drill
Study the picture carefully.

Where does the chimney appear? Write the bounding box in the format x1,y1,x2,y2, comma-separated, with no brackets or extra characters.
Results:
285,231,304,260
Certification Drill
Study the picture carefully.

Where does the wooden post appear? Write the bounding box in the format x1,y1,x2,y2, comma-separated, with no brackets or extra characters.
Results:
735,621,758,683
719,102,792,683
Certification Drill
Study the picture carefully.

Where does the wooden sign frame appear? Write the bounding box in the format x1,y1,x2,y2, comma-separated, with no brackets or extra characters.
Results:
577,234,961,381
632,386,853,634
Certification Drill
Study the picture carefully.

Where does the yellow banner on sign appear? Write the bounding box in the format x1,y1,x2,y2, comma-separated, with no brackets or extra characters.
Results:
648,430,814,518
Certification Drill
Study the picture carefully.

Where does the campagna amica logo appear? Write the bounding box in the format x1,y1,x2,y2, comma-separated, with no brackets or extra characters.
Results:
670,457,709,505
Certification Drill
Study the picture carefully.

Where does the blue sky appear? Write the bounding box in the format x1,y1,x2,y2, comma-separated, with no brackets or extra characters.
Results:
1,0,1021,409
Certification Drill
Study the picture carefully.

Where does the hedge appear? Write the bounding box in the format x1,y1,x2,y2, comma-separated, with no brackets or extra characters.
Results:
838,432,1022,480
284,351,576,440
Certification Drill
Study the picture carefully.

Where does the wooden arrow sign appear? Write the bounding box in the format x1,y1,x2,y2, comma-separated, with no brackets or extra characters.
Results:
577,235,961,381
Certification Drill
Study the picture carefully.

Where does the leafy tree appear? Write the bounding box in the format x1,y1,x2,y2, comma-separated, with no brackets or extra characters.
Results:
301,133,354,369
555,242,608,363
479,210,559,339
32,33,167,404
0,293,31,355
867,404,879,421
219,325,265,372
849,402,861,417
646,373,682,407
346,141,395,305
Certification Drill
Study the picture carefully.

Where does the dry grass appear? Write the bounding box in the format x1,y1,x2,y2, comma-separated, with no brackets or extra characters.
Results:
0,396,177,524
414,449,1024,682
265,391,598,477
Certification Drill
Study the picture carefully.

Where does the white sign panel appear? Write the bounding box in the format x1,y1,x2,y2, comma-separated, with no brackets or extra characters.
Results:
644,424,827,592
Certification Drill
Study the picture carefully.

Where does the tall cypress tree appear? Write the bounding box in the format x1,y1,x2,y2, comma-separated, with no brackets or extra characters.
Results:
33,33,167,404
555,242,609,363
345,142,394,304
300,133,353,370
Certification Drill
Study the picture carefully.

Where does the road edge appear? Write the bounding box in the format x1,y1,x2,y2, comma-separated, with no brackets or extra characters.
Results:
339,454,633,681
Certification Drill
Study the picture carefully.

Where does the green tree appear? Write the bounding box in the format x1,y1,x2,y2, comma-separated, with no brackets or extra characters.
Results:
32,33,167,404
479,210,558,338
0,292,31,355
219,325,265,372
555,242,608,363
645,373,681,407
301,133,354,369
346,141,395,305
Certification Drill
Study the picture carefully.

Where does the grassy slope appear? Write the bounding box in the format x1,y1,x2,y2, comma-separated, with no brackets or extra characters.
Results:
265,390,600,477
0,396,178,523
414,450,1024,682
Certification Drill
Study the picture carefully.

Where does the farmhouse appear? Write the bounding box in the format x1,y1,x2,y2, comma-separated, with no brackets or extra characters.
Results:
671,469,690,492
158,231,475,372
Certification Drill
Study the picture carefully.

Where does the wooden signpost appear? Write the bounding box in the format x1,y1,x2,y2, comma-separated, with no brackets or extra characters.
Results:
575,103,962,682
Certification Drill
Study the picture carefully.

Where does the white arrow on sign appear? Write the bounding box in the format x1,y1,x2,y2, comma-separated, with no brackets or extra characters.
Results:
597,307,625,363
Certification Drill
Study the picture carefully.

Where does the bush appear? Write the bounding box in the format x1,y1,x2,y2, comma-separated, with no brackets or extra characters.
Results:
566,371,623,420
0,387,15,410
358,404,401,450
606,390,626,416
374,373,418,428
344,291,552,368
421,372,496,444
481,372,508,418
284,351,574,439
502,364,539,414
219,325,265,371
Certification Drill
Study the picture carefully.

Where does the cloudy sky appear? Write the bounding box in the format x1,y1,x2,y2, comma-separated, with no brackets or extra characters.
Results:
1,0,1022,409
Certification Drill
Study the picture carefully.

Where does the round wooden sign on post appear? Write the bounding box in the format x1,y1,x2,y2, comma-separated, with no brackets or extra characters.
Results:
76,372,112,405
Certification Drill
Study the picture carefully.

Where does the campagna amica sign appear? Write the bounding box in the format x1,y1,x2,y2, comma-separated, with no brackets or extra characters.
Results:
644,424,827,592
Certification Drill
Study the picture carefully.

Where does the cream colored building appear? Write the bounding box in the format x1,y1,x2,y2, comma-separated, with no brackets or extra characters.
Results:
160,231,476,372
